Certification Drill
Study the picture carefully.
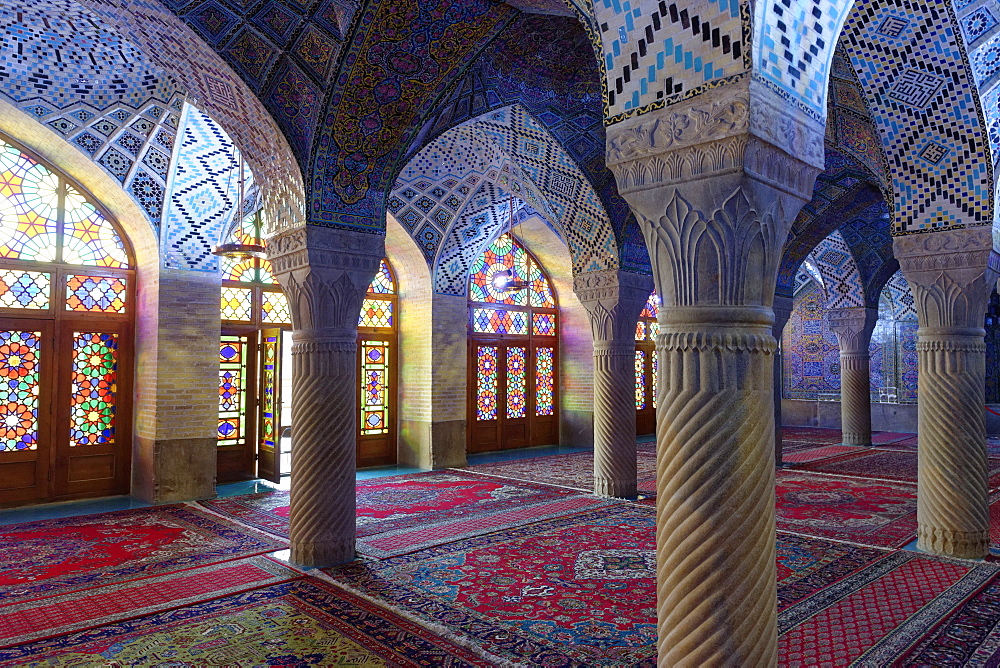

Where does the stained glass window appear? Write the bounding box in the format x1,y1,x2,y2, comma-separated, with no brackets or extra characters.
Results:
66,275,127,313
635,350,647,410
218,336,248,446
0,269,49,309
70,332,117,447
260,334,279,450
532,313,556,336
635,321,646,342
360,298,393,328
262,291,291,324
360,340,390,435
369,259,395,294
472,307,528,335
221,286,254,322
641,290,660,319
0,330,40,451
507,346,526,418
476,345,498,421
469,234,537,306
652,350,658,409
62,185,128,268
221,211,278,286
535,347,554,416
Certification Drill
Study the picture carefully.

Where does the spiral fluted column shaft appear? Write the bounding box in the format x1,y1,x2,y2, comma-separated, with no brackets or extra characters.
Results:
916,333,989,558
287,332,358,567
656,311,777,667
840,352,872,446
593,342,639,497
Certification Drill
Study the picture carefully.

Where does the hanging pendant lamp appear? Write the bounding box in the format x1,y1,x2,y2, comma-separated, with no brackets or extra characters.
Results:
491,191,529,294
212,151,266,259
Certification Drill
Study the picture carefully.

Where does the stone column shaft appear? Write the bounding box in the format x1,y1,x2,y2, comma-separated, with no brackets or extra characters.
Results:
895,227,998,559
576,270,654,498
269,226,383,568
829,307,878,446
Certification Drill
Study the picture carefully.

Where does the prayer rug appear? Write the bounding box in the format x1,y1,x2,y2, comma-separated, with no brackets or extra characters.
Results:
799,448,1000,486
0,505,285,606
779,552,999,665
463,450,658,495
781,444,865,464
0,555,298,646
780,427,843,443
873,435,919,451
871,431,915,445
0,578,491,667
775,471,917,548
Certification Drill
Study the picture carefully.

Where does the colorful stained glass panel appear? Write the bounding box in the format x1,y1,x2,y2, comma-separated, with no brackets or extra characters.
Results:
360,340,390,435
535,346,554,416
260,335,279,450
641,290,660,318
528,260,555,308
258,258,277,285
221,286,254,322
218,336,247,446
221,256,257,283
649,321,660,340
0,269,49,309
0,330,39,451
66,275,127,313
472,308,528,335
0,141,59,262
359,298,392,328
532,313,556,336
368,259,395,294
62,185,128,268
262,291,291,324
635,321,646,341
476,345,498,421
635,350,647,410
469,234,529,306
507,346,526,419
652,349,658,409
70,332,117,447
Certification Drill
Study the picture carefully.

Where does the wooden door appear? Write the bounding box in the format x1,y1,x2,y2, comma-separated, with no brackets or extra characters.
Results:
529,342,557,446
256,328,283,483
357,336,397,467
216,333,257,483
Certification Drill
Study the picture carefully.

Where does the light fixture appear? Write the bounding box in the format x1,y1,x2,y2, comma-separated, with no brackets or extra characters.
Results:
212,150,264,259
494,192,528,294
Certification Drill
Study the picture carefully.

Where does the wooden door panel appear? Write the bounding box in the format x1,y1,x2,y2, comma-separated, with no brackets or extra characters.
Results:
216,333,257,483
257,329,283,483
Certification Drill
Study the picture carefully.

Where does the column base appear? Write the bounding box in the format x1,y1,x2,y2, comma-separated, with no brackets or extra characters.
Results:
917,525,989,559
841,432,872,447
594,476,637,499
290,538,356,568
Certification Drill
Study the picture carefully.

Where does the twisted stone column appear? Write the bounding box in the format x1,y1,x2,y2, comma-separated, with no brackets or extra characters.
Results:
895,227,999,559
576,270,653,498
269,226,383,567
606,81,823,666
829,307,878,446
772,294,793,466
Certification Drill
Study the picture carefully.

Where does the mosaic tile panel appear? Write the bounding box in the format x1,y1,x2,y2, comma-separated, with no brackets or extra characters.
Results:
837,200,897,309
160,103,257,271
842,0,991,233
782,282,842,400
593,0,748,122
808,229,865,309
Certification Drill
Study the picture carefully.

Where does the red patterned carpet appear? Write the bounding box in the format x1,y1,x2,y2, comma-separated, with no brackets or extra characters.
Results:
464,449,658,495
0,505,285,607
776,471,917,548
781,444,863,464
0,578,492,667
798,447,1000,487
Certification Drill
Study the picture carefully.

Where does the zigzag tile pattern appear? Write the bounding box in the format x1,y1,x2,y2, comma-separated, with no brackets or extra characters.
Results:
808,229,866,309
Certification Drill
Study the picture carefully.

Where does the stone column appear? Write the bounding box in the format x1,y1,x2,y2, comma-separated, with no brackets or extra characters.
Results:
828,307,878,445
895,227,999,559
772,294,793,466
575,269,654,498
268,226,383,567
606,82,823,665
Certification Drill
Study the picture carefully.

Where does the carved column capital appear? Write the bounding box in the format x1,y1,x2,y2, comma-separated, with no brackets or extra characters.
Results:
893,226,1000,331
772,294,794,338
828,306,879,354
267,226,385,333
574,269,654,343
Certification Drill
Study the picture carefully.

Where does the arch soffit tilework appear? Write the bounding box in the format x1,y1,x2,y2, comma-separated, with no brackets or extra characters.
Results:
808,228,867,309
840,0,994,234
837,199,898,308
879,268,917,320
0,0,184,229
75,0,305,233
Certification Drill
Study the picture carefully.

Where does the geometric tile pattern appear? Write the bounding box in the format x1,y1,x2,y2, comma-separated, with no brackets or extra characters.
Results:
755,0,853,118
160,103,258,272
0,0,181,229
827,47,890,187
592,0,748,122
841,0,992,233
782,281,843,400
808,229,866,309
837,200,898,308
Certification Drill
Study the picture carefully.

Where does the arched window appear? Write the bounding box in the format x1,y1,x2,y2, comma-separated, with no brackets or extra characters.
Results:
468,234,557,452
357,259,398,467
635,290,658,435
0,134,135,504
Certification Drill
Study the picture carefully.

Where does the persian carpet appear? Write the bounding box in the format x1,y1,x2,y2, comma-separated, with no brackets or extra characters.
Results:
781,444,865,464
872,435,919,451
779,552,999,665
870,431,915,445
0,578,492,667
0,555,298,646
780,427,844,444
775,471,917,548
463,450,658,495
799,448,1000,487
0,505,285,606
